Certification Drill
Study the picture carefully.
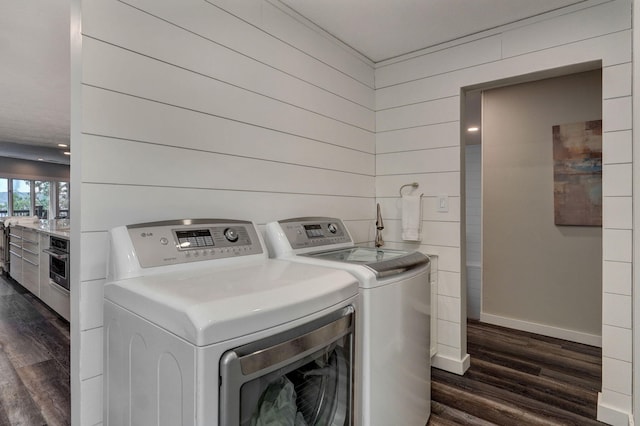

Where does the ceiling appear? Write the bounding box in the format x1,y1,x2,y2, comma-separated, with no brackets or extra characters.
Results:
0,0,70,164
2,0,589,164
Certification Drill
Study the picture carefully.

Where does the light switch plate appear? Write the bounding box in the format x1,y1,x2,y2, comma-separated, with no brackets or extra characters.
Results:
437,195,449,213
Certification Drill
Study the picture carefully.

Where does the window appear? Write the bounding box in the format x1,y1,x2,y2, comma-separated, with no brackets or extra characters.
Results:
0,178,69,218
35,181,50,219
57,181,69,218
12,180,31,216
0,179,7,217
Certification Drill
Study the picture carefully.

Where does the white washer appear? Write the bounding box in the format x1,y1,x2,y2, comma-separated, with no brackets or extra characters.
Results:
103,219,359,425
265,217,431,426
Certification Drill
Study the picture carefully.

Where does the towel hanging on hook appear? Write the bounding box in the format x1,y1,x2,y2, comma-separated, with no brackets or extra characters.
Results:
399,183,423,241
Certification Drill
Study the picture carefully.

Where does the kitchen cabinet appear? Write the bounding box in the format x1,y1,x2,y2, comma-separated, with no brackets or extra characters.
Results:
38,233,50,302
39,232,69,321
5,223,70,321
8,227,22,284
43,275,70,321
21,228,40,296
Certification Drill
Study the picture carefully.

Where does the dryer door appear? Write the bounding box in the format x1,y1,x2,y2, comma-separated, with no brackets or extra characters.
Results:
219,307,354,426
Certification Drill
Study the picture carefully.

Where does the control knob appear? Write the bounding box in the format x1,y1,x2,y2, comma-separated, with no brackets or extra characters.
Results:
327,223,338,234
224,228,239,242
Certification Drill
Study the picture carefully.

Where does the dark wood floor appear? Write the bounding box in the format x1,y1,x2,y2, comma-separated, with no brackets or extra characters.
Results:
0,274,70,426
429,320,606,426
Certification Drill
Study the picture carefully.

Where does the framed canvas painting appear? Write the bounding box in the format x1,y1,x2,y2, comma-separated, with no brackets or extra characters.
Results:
552,120,602,226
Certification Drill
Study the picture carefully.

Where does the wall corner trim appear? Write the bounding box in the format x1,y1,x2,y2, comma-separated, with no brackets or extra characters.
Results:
597,392,633,426
432,353,471,375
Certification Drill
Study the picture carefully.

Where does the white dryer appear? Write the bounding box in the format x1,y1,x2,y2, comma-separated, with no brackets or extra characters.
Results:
265,217,431,426
103,219,359,425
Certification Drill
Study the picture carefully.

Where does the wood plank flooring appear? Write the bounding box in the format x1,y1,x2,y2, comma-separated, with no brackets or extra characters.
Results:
428,320,606,426
0,274,70,426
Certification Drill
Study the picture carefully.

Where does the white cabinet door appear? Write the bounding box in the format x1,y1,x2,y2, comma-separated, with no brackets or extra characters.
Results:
21,229,39,296
39,233,51,305
8,226,23,283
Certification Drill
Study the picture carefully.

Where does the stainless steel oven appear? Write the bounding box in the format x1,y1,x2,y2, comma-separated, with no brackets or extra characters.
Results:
43,236,69,291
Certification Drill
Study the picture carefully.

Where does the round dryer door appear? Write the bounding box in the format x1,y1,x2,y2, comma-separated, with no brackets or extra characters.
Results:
219,307,355,426
287,345,349,425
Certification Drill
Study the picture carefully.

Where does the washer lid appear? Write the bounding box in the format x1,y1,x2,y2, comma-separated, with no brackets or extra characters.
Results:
104,259,358,346
302,247,429,278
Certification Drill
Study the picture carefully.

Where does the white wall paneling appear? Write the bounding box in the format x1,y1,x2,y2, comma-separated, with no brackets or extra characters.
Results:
376,196,461,224
602,357,633,396
437,270,462,299
82,88,374,176
376,146,460,175
82,38,373,153
500,0,631,58
122,0,375,105
75,0,375,422
375,35,503,88
603,260,632,296
376,97,460,132
375,3,633,422
603,293,633,329
603,164,633,197
80,184,373,233
83,0,374,131
603,97,633,132
603,130,633,164
376,121,459,154
376,172,461,198
603,196,633,229
258,0,374,86
604,229,633,263
81,135,373,197
603,63,632,99
602,325,632,362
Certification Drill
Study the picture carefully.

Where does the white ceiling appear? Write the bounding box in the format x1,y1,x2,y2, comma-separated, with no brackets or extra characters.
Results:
0,0,70,164
278,0,588,62
2,0,589,163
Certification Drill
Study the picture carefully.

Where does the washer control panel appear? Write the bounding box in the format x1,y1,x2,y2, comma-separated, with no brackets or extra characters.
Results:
277,217,352,250
126,219,263,268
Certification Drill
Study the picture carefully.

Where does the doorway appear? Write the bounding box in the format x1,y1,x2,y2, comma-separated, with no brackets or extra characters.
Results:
463,69,603,345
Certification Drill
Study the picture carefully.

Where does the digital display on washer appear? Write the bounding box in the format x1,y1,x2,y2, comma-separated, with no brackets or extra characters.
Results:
304,224,324,238
175,229,214,250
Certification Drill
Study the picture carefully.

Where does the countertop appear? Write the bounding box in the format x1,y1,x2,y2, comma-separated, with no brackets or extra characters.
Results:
13,220,70,239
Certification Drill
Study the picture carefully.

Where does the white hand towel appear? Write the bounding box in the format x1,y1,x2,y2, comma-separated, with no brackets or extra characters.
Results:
401,194,422,241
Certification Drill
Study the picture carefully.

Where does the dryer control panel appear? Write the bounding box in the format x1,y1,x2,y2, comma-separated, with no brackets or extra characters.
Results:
124,219,263,268
277,217,352,250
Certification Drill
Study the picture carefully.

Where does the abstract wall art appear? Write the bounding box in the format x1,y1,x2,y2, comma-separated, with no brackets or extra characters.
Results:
552,120,602,226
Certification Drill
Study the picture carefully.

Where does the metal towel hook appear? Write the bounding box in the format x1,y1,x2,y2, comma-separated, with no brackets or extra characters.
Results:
399,182,419,196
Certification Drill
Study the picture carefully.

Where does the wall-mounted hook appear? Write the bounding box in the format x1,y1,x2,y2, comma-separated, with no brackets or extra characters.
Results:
399,182,419,196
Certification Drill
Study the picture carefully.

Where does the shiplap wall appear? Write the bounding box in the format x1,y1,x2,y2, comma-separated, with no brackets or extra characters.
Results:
73,0,375,423
374,0,632,422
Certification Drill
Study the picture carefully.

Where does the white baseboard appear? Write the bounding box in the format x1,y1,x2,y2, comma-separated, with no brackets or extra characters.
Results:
598,393,632,426
432,352,470,375
480,312,602,347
